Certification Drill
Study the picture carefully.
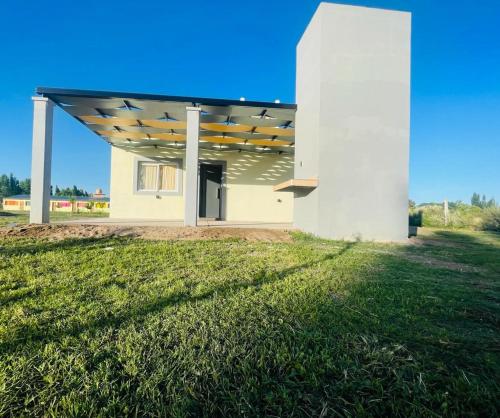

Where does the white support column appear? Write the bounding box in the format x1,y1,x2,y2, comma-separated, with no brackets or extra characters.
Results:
184,106,201,226
30,96,54,224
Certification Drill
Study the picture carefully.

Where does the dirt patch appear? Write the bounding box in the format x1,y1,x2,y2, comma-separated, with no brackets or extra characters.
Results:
0,224,292,242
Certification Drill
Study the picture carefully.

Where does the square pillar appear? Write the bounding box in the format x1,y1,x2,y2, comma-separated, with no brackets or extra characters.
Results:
184,106,201,226
30,96,54,224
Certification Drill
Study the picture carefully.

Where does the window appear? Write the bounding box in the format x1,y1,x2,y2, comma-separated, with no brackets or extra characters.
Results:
138,162,158,191
159,164,177,191
136,160,179,193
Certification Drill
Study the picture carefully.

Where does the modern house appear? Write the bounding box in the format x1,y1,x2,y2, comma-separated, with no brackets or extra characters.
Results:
29,3,411,241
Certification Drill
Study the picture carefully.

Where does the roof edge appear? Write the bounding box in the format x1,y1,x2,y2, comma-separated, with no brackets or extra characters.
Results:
36,87,297,110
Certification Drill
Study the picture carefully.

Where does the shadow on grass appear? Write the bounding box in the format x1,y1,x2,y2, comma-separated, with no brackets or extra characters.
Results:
2,233,499,416
379,229,500,358
415,229,500,275
0,242,356,354
4,231,498,354
432,228,500,243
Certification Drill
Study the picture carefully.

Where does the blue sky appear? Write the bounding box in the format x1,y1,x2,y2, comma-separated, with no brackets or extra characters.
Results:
0,0,498,203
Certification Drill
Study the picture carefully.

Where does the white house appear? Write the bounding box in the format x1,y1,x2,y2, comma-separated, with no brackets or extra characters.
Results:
29,3,411,241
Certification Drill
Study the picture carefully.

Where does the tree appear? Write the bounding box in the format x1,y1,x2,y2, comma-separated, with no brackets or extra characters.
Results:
53,185,89,197
486,198,497,208
0,173,23,199
470,193,498,209
471,193,481,207
0,173,90,199
0,174,9,198
8,174,20,196
19,178,30,194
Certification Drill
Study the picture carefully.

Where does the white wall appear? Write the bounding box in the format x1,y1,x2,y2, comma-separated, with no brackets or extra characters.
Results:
110,147,184,219
294,9,322,234
110,146,294,222
295,3,411,241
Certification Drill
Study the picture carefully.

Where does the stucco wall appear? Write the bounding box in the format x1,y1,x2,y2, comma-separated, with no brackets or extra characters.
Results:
294,8,322,235
295,3,411,242
110,147,185,220
109,146,294,222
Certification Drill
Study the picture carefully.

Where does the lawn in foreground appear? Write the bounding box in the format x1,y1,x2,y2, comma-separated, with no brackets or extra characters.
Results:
0,229,499,416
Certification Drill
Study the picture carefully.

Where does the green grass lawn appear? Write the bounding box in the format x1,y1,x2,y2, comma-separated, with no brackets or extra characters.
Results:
0,210,109,227
0,229,499,416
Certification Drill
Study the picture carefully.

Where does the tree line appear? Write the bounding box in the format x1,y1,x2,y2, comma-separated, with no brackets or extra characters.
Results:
411,193,497,209
0,173,89,200
470,192,497,209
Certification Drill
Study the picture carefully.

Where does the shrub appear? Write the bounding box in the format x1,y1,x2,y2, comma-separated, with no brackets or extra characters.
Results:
410,203,490,230
418,205,445,228
448,203,484,229
480,208,500,232
409,210,422,227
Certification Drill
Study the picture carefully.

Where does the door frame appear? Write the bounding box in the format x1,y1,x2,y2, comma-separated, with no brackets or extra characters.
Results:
198,160,226,220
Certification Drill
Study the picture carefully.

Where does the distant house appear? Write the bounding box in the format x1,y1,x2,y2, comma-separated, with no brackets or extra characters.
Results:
2,195,110,213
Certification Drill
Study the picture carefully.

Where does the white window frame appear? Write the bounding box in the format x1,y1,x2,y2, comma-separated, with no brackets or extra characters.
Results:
133,157,183,196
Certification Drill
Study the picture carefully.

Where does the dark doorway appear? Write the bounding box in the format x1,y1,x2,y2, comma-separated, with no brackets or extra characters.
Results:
199,164,223,219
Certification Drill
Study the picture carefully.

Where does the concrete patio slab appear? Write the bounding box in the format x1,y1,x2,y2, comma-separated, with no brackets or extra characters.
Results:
55,217,295,230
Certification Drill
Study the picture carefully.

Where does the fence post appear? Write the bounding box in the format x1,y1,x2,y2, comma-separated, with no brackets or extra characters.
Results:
444,199,449,227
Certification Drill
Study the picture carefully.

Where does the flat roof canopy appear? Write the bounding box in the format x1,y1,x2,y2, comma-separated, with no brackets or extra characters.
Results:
37,87,297,155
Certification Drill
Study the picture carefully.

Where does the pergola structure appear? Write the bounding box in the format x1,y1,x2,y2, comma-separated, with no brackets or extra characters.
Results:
30,88,297,225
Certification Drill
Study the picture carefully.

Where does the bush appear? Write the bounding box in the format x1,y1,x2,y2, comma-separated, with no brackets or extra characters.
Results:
410,204,490,230
480,208,500,232
447,204,484,229
409,210,422,227
417,205,445,228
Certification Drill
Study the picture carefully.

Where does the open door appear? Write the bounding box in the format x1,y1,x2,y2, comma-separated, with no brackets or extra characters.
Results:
199,164,223,219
